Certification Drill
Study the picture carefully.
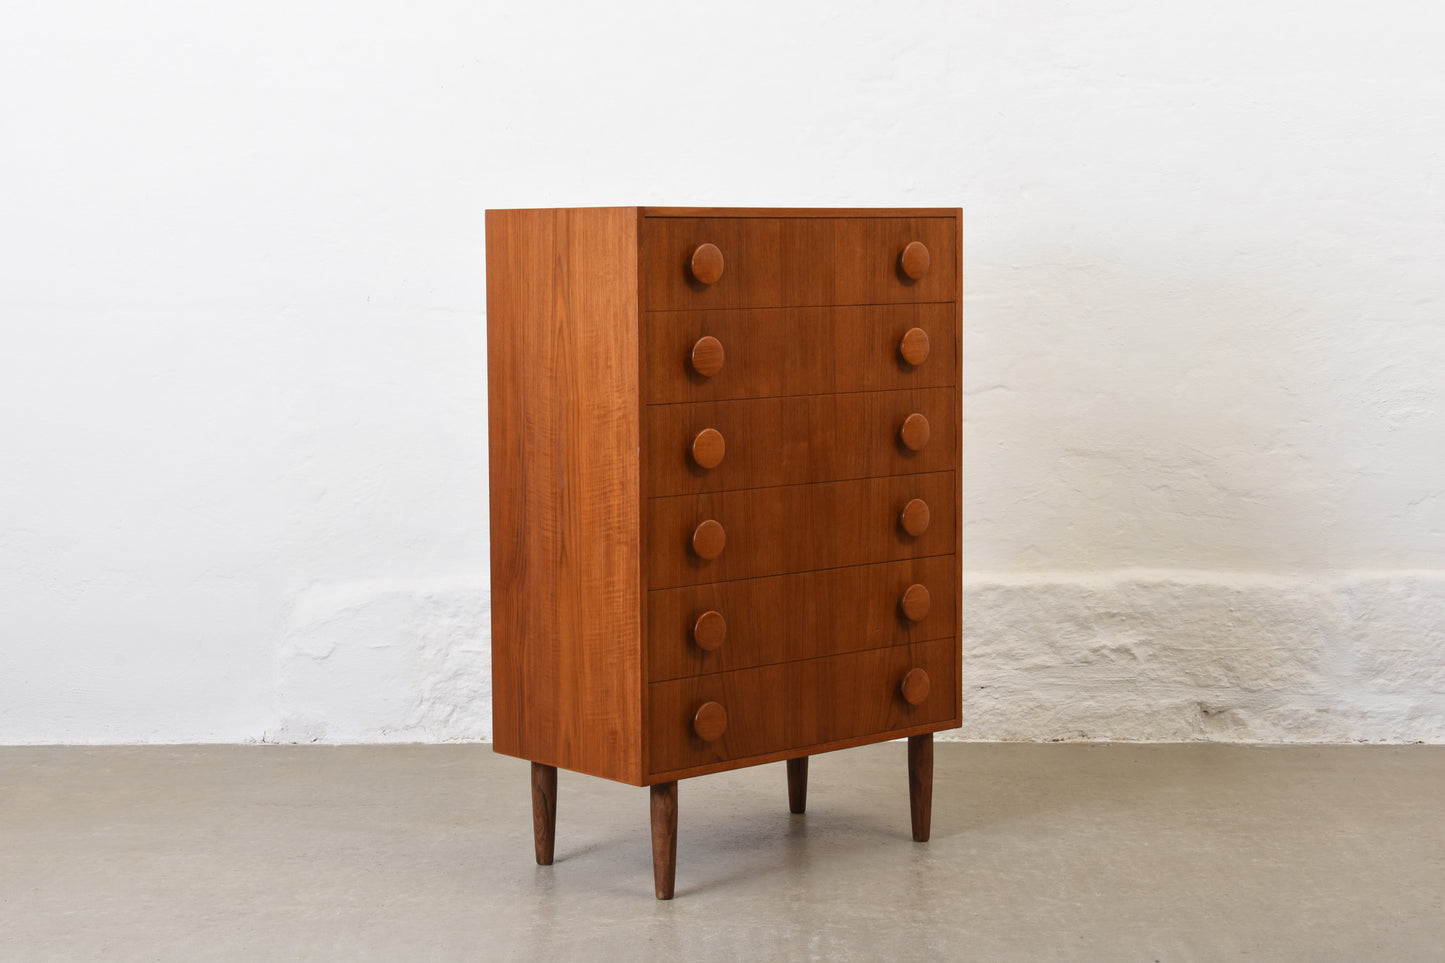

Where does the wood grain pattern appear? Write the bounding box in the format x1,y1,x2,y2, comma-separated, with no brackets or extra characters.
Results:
647,638,957,774
650,782,678,900
531,762,557,866
647,555,957,681
644,303,956,404
786,757,808,814
645,387,957,495
688,335,725,378
692,701,728,741
952,210,965,734
908,733,933,843
487,205,963,896
689,427,727,470
899,497,932,537
900,583,931,623
899,240,931,280
691,610,727,651
641,207,962,219
640,217,957,311
647,472,955,589
689,242,724,284
898,326,931,366
900,667,931,706
898,412,931,452
690,519,726,560
486,207,644,785
647,719,956,784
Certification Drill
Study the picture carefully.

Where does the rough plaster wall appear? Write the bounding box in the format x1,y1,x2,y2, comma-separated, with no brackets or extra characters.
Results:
968,573,1445,743
2,2,1443,743
274,578,491,742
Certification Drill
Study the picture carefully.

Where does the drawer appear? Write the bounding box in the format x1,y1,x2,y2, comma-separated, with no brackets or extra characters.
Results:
646,471,956,589
645,387,957,496
640,216,958,311
643,303,957,405
648,637,957,775
647,556,957,681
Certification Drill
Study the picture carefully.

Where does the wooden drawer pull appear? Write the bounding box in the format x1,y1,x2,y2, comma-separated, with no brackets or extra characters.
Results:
900,241,931,280
692,610,727,651
899,498,931,537
900,668,931,706
900,584,931,622
899,412,931,452
689,335,725,378
690,243,725,285
899,327,931,366
691,519,726,560
690,428,726,469
693,701,728,741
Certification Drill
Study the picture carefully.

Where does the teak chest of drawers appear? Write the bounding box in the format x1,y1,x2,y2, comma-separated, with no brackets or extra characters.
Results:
485,206,962,899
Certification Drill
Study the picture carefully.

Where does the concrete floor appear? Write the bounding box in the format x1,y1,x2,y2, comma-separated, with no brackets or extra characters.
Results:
2,744,1443,962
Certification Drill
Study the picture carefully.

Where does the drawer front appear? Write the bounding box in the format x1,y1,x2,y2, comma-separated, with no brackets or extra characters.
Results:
640,216,958,311
643,303,957,405
645,387,957,496
646,471,956,589
647,555,957,681
648,638,957,774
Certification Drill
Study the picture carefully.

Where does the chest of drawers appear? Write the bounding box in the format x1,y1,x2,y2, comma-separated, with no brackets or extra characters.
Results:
485,206,961,898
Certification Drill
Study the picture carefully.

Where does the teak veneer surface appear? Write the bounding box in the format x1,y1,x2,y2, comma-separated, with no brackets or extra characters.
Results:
643,303,957,404
640,207,962,218
487,206,961,797
647,638,957,774
645,387,958,495
646,471,957,589
486,207,643,784
646,555,958,681
640,217,958,311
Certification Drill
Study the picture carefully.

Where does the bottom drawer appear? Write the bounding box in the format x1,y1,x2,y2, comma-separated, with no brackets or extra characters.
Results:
648,638,957,775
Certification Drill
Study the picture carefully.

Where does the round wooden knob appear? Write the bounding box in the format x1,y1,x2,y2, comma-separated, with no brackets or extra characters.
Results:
690,243,725,285
692,610,727,651
691,428,726,469
899,327,931,366
899,413,931,452
899,498,931,537
900,241,931,280
900,668,931,706
693,701,728,741
691,519,726,560
689,336,725,378
900,584,931,622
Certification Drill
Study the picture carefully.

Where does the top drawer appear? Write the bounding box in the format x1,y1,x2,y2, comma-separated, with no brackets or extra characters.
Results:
639,216,958,311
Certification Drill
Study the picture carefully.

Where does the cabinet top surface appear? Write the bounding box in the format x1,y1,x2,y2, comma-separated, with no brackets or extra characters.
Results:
486,206,961,219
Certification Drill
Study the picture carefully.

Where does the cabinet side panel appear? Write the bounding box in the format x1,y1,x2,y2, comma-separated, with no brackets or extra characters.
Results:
487,207,643,784
953,209,964,727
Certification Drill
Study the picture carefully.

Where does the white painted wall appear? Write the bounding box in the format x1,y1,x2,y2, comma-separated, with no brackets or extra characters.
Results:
3,1,1443,744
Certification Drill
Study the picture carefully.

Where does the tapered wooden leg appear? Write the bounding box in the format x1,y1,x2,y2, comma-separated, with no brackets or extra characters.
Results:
907,734,933,843
531,762,557,866
786,757,809,814
650,781,678,900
